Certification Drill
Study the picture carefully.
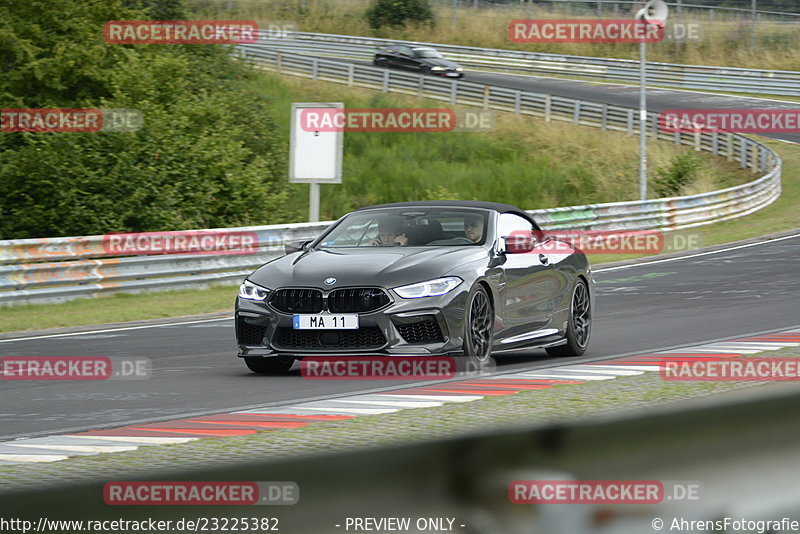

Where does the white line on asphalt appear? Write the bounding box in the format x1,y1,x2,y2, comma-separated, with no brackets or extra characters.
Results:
0,317,233,343
594,233,800,273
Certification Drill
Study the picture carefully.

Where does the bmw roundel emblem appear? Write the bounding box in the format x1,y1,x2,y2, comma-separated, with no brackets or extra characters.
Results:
324,277,336,285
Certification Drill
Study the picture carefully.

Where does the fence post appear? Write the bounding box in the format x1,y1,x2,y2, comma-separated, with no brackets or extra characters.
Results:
711,132,719,155
514,91,521,115
382,70,389,93
276,52,282,74
545,95,552,122
347,63,354,86
627,109,634,135
312,58,318,80
601,104,608,129
483,85,490,110
727,133,734,161
751,144,759,173
573,101,580,125
451,81,458,105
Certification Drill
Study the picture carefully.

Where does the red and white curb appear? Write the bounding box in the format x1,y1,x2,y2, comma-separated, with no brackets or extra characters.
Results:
1,329,798,466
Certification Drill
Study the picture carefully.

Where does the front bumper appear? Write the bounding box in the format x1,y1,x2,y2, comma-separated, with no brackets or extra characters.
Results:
236,286,470,358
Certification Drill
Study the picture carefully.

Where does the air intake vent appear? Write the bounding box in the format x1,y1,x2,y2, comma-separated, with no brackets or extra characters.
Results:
270,288,324,314
396,317,444,344
328,288,390,313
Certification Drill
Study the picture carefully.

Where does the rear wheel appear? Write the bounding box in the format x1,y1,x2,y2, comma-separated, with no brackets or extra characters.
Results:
463,285,494,370
546,278,591,357
244,356,295,374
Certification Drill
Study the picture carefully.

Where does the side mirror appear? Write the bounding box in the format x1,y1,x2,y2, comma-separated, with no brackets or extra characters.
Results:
503,231,537,254
284,239,312,255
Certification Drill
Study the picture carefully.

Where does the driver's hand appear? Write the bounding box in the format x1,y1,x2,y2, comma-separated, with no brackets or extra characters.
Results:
394,234,408,246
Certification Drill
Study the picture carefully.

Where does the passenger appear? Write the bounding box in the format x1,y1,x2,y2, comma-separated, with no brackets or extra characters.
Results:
370,217,408,246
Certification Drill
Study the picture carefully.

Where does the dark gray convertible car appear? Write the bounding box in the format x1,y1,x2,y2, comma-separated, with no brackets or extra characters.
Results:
236,201,593,374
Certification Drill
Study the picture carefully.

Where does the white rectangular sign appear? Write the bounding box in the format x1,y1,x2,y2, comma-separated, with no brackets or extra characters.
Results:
289,102,343,183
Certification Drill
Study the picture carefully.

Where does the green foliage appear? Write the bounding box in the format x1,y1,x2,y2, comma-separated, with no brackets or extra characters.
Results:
365,0,434,30
0,0,289,238
653,152,702,197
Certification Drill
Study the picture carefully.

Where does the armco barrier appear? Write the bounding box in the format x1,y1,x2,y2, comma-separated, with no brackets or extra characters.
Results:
253,30,800,97
0,50,781,306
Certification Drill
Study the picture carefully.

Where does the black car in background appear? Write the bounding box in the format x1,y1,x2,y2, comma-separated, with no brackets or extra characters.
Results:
373,45,464,78
236,201,593,374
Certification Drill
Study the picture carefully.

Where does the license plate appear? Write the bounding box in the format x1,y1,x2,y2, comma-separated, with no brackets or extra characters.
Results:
293,314,359,330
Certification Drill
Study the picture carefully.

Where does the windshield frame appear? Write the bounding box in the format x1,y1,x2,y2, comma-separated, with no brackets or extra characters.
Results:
311,207,492,249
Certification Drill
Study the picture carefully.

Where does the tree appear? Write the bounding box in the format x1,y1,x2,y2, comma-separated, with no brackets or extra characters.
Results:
365,0,434,30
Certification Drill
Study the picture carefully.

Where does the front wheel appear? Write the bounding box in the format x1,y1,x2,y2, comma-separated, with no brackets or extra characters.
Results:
546,277,591,357
244,356,295,374
463,285,494,370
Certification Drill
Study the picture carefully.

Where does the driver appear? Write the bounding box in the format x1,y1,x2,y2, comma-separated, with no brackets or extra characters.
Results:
370,217,408,247
464,214,484,243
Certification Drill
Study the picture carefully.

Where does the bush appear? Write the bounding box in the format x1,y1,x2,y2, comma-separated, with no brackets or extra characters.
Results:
652,152,702,197
0,0,290,238
365,0,434,30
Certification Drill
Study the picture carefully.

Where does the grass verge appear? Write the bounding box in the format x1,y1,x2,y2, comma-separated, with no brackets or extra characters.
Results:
3,345,798,488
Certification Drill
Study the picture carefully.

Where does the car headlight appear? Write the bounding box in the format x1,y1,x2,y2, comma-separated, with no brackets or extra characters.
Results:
238,280,270,301
394,277,462,298
455,67,463,71
430,66,445,71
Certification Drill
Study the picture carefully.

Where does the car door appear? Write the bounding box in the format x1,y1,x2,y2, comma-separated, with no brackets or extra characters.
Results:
494,213,558,345
394,46,417,70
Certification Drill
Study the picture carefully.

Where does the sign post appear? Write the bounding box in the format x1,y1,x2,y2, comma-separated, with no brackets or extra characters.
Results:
289,102,344,222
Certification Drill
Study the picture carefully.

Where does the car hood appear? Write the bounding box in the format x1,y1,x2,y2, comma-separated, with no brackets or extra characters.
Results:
420,58,461,69
250,247,487,290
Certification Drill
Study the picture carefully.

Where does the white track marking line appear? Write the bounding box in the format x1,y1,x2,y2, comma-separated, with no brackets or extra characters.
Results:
65,435,197,444
334,400,443,408
379,394,484,402
0,454,68,463
4,444,137,453
594,233,800,272
0,317,232,343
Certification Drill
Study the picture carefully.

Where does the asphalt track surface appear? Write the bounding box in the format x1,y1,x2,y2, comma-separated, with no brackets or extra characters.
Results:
464,70,800,144
1,234,798,440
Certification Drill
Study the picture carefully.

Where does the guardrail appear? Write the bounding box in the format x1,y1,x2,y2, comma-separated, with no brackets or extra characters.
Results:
0,50,781,307
253,30,800,96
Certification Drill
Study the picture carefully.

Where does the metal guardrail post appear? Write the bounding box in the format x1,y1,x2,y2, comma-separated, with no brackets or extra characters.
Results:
545,95,552,122
514,91,521,115
347,63,354,86
382,69,389,93
450,81,457,105
482,85,490,110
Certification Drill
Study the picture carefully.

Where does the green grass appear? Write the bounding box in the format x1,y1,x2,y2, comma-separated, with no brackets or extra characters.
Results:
251,73,751,221
0,285,237,334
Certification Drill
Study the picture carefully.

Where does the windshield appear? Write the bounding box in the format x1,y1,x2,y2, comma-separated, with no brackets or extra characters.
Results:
413,48,444,59
317,208,488,248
